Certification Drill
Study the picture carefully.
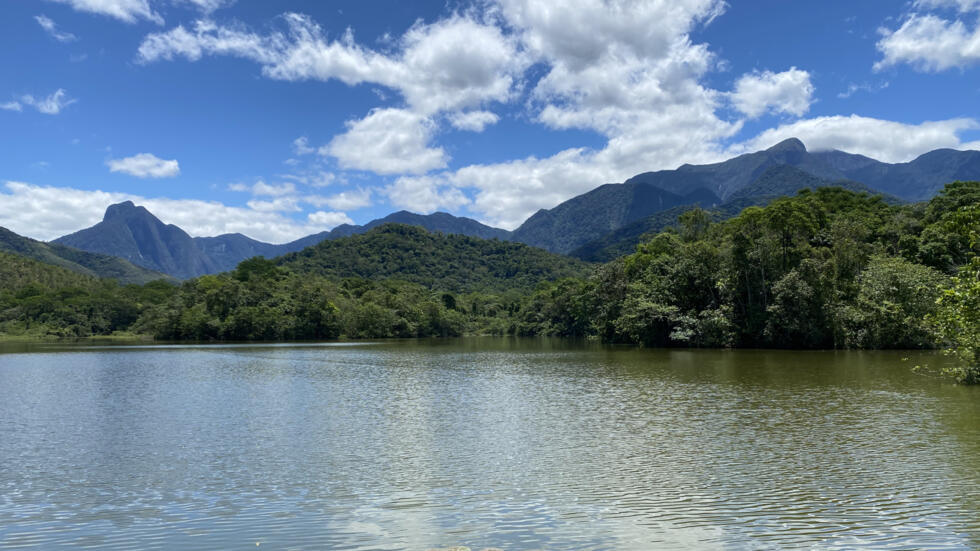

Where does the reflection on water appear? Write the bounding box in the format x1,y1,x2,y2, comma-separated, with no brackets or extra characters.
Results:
0,339,978,550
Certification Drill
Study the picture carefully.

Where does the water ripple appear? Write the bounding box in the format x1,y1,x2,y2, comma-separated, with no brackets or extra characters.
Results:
0,340,977,550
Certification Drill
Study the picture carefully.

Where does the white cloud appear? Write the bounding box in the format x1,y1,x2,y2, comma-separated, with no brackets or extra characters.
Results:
507,0,729,138
307,210,354,228
875,13,980,71
449,110,500,132
732,115,979,163
292,136,314,155
35,15,77,42
129,2,980,230
228,180,297,196
914,0,980,12
281,169,338,188
19,89,76,115
0,181,349,243
51,0,163,24
731,68,814,119
379,0,738,227
1,101,22,112
138,13,526,116
385,176,470,215
178,0,234,14
837,81,889,99
246,197,301,212
107,152,180,178
252,181,295,196
322,108,448,174
305,188,372,211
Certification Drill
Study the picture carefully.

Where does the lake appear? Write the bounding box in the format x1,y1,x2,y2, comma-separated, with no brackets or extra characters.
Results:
0,339,977,550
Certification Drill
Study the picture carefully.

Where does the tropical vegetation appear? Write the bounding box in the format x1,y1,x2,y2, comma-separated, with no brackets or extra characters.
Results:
1,182,977,382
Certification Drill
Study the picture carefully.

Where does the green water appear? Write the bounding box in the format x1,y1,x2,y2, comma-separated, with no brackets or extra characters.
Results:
0,338,977,549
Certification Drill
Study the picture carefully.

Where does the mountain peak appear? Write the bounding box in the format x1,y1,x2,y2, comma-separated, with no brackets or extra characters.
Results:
103,200,141,221
767,137,807,153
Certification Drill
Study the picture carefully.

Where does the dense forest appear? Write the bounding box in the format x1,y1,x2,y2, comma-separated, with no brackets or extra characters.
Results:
1,182,978,382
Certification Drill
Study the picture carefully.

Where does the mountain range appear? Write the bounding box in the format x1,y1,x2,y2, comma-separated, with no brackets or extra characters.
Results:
54,203,509,279
10,138,980,281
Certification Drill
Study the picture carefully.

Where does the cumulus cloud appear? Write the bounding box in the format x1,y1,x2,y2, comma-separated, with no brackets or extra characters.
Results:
0,181,350,243
1,101,22,112
305,188,373,210
35,15,77,42
51,0,163,25
19,89,76,115
875,13,980,71
732,115,979,163
138,14,523,174
379,0,739,226
732,68,814,118
129,1,980,228
138,13,525,116
448,110,500,132
322,108,448,174
385,176,471,214
107,152,180,178
509,0,729,138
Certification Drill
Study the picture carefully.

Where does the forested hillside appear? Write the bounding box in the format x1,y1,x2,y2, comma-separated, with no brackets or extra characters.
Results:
571,165,901,262
277,224,590,292
0,251,175,338
0,226,168,285
516,183,979,380
2,183,977,382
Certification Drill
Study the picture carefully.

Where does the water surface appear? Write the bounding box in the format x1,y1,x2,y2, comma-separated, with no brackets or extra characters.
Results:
1,339,977,549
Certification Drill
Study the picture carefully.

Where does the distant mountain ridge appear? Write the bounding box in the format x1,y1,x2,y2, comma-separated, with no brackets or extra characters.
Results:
570,165,901,262
46,138,980,276
510,185,719,254
625,138,980,201
54,202,513,279
55,201,221,280
517,138,979,259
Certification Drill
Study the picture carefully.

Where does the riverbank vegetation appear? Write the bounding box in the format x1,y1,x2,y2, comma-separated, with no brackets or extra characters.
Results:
2,182,978,381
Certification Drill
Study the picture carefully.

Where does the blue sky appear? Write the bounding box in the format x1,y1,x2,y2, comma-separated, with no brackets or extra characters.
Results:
1,0,979,242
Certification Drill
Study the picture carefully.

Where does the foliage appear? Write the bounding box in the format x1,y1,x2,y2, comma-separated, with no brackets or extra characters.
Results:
278,224,590,293
0,226,168,285
3,184,979,386
931,257,980,384
927,201,980,383
516,184,980,377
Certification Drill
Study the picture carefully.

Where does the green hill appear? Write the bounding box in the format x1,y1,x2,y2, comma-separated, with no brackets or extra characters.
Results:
0,250,98,292
0,225,169,284
277,224,591,292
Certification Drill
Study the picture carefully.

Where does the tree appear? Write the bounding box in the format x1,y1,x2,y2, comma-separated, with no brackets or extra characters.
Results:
929,203,980,383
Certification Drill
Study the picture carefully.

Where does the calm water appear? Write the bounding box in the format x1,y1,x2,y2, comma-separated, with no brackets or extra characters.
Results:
0,339,977,550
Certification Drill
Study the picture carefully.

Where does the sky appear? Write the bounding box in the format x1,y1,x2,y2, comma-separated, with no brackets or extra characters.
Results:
1,0,979,243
